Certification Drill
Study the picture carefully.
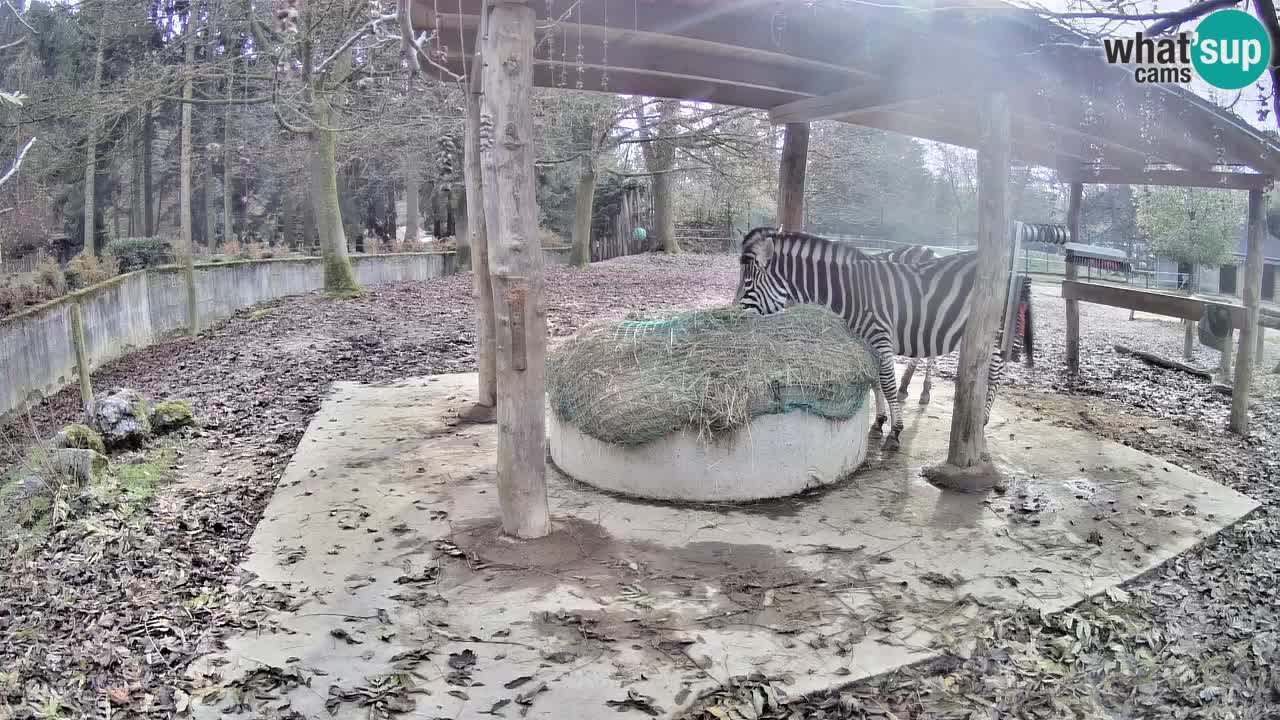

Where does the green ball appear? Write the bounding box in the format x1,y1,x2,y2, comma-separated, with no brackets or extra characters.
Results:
633,227,648,241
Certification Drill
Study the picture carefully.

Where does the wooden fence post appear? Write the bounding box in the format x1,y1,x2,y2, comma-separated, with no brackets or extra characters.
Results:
459,3,497,424
929,92,1011,489
69,301,94,420
479,0,550,539
1230,188,1266,434
1065,182,1083,375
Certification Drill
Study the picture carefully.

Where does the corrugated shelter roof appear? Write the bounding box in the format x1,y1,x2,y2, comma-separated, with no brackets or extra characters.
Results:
415,0,1280,178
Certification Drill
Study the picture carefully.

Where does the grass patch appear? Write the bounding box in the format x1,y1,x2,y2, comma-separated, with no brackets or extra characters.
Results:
325,287,364,300
1,439,186,555
116,444,178,506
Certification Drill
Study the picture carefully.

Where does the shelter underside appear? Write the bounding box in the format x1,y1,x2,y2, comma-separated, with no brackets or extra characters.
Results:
415,0,1280,183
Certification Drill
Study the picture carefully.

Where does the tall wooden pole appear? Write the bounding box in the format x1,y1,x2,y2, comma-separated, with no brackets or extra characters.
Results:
479,0,550,539
943,92,1011,476
776,122,809,230
1064,182,1083,375
1230,188,1266,434
459,4,497,424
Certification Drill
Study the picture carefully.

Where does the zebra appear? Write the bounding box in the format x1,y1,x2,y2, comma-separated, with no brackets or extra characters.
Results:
876,245,942,406
873,245,1036,409
733,227,1034,450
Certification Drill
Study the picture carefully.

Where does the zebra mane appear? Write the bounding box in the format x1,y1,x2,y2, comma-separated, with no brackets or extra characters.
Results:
773,230,873,261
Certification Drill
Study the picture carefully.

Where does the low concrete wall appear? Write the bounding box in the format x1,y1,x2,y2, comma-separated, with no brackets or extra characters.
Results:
0,251,475,421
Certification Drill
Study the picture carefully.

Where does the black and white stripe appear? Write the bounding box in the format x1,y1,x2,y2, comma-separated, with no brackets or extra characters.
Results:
734,227,1033,450
876,245,941,408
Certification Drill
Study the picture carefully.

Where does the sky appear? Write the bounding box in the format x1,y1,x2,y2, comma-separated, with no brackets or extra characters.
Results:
1016,0,1275,131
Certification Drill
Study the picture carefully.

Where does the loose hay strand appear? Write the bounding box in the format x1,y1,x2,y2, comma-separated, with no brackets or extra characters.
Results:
546,305,878,446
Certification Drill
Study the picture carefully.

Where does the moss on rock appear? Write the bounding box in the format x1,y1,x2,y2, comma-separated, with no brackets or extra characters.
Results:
52,423,107,455
150,400,196,435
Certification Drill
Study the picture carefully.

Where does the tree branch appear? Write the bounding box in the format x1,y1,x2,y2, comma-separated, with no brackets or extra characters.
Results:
3,0,36,34
1249,0,1280,127
315,12,398,75
1144,0,1241,34
397,0,423,75
0,136,36,187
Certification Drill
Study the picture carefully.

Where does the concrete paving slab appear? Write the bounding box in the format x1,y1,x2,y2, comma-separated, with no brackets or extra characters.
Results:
188,371,1259,720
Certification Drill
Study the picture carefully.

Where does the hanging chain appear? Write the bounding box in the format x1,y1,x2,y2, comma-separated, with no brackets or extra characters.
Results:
546,0,555,70
559,23,568,87
575,1,584,89
601,0,609,91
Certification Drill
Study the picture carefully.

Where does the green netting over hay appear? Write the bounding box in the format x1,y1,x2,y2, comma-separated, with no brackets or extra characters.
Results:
546,304,879,446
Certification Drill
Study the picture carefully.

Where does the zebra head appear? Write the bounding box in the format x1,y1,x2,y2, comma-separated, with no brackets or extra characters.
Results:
735,227,789,315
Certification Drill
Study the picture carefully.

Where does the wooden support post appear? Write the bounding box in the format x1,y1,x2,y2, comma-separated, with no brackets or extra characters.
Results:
1000,221,1023,361
1065,182,1082,376
776,122,809,230
459,5,496,424
1218,329,1233,379
932,92,1011,488
479,0,550,539
1230,188,1266,434
69,301,94,421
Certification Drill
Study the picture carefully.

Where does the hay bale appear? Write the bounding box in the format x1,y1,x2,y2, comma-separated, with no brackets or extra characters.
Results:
546,305,878,446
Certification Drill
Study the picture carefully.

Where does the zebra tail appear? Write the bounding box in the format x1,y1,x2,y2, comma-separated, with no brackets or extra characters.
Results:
1021,277,1035,368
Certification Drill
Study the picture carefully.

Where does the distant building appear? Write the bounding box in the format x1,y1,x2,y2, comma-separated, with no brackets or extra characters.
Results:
1158,224,1280,301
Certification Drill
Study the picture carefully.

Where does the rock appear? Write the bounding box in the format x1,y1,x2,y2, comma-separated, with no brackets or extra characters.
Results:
149,400,197,435
93,388,152,450
49,448,109,485
52,423,107,455
11,474,48,502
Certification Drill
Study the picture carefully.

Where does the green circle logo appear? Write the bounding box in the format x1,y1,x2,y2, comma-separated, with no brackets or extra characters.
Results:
1191,9,1271,90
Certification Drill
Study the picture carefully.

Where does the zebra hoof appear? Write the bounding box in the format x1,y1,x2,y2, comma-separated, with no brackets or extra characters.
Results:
896,392,909,403
881,434,901,451
918,392,931,406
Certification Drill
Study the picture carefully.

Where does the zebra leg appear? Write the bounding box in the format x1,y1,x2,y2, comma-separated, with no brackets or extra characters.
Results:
870,381,887,437
984,342,1006,426
869,335,904,450
919,358,934,405
897,358,917,403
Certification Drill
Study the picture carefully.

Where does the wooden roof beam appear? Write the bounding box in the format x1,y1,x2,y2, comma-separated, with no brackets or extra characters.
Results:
424,0,878,81
1059,167,1274,190
837,107,1080,170
768,82,950,124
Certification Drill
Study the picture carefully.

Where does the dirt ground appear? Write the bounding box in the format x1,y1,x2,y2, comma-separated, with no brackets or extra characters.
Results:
2,253,1278,719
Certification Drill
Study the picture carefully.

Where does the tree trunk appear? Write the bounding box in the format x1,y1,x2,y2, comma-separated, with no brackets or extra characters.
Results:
942,91,1011,480
130,114,143,237
223,88,234,246
203,154,216,252
143,102,154,237
570,154,595,267
281,192,296,249
404,161,420,243
776,122,809,230
1231,189,1267,433
463,35,494,413
82,9,106,259
479,1,550,539
639,100,680,254
179,26,199,335
309,88,359,293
